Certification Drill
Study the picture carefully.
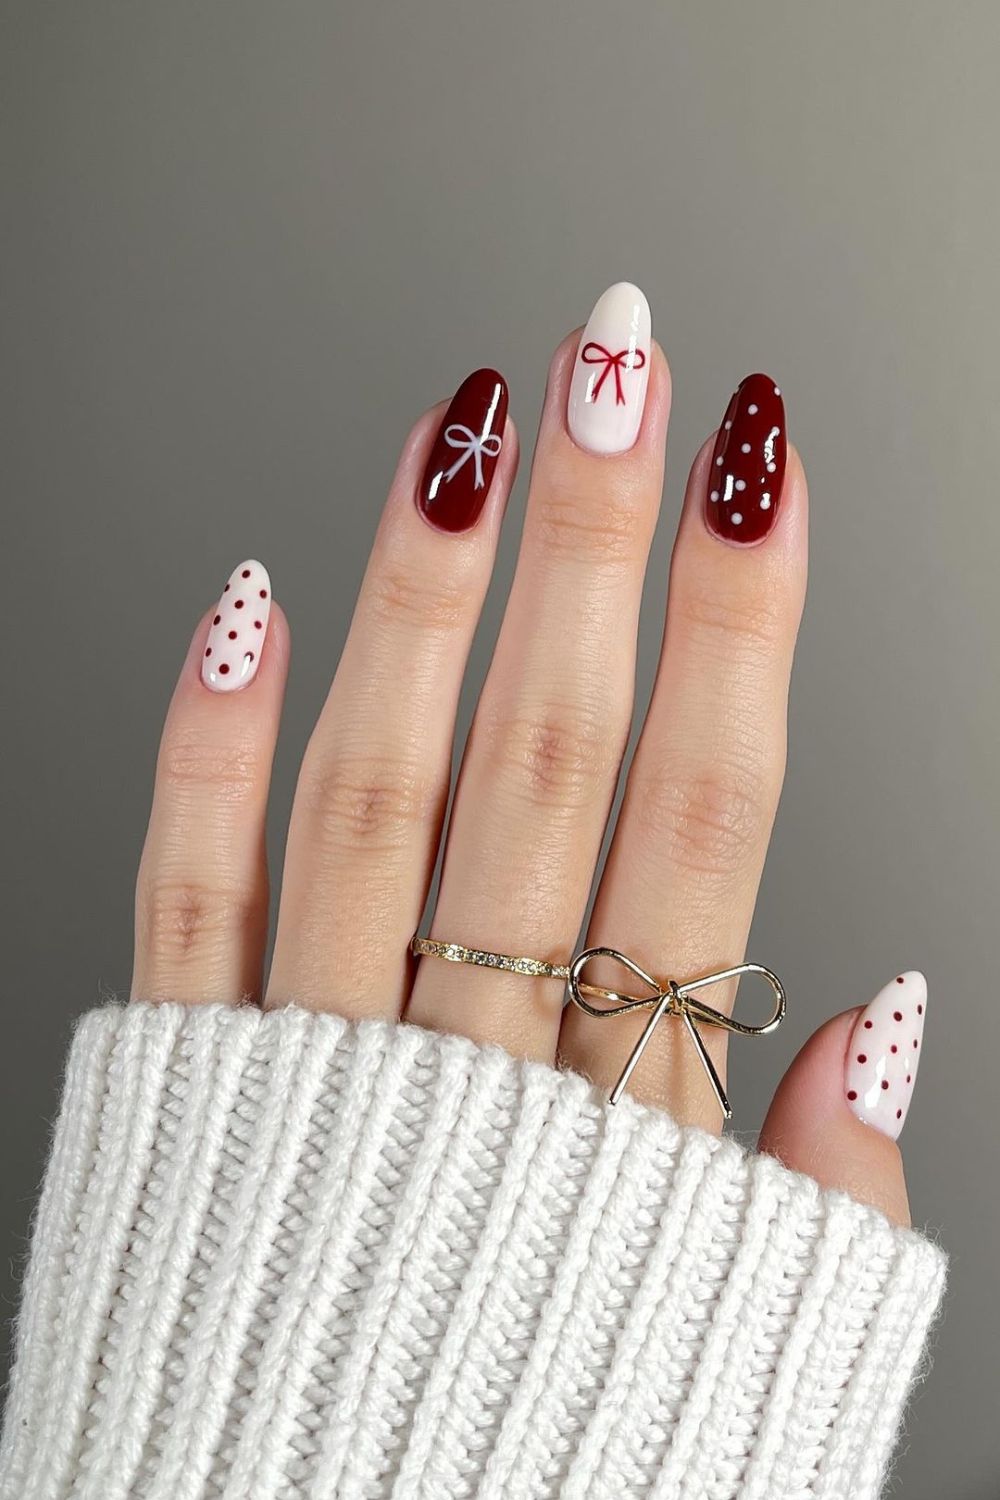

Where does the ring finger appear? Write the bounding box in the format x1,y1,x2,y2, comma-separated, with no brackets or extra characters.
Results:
407,283,668,1061
559,374,807,1128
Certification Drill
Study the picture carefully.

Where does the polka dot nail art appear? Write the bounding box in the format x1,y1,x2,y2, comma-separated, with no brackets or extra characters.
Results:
844,971,927,1141
201,560,271,693
705,373,786,544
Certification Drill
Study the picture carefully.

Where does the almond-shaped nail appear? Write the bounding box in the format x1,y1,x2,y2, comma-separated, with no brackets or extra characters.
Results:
706,373,786,543
567,282,651,455
845,972,926,1140
201,560,271,693
419,368,508,533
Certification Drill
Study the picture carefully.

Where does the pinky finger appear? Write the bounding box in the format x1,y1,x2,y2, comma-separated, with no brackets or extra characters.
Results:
757,973,927,1226
132,561,288,1006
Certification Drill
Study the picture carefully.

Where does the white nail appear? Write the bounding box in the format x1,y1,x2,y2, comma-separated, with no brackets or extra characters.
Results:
567,282,652,455
845,971,926,1140
201,560,271,693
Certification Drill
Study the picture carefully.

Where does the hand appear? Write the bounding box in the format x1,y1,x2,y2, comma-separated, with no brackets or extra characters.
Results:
131,282,918,1227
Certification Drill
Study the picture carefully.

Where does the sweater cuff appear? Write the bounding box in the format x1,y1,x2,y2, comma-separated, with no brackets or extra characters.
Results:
2,1002,945,1500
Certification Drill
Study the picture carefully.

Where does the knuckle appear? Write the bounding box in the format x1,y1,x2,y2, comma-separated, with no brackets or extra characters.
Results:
633,758,773,879
299,751,439,858
140,878,264,962
158,728,264,805
482,699,624,811
534,473,644,566
366,557,471,634
670,579,788,658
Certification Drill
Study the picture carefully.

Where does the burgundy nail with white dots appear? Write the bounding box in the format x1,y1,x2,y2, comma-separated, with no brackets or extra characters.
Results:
706,372,786,544
845,972,927,1140
201,560,271,693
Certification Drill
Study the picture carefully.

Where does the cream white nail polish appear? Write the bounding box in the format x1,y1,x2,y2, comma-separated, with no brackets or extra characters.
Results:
201,560,271,693
567,282,652,455
845,972,926,1140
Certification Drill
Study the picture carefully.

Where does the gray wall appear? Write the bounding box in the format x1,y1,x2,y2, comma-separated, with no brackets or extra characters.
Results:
2,4,996,1493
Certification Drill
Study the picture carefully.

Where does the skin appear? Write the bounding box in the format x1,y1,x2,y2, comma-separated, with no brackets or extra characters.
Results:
132,327,910,1230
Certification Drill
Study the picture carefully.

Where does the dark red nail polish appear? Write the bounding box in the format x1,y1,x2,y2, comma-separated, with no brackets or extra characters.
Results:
418,368,508,533
706,373,786,544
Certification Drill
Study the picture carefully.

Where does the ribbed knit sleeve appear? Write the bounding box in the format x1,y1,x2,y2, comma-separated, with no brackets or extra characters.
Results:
1,1002,945,1500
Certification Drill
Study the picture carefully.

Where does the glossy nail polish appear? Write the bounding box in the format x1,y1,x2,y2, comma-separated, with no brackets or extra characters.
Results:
845,972,926,1140
567,282,652,455
419,369,508,532
706,373,786,544
201,560,271,693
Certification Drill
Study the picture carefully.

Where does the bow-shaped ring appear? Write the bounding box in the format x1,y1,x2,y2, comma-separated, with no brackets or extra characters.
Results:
443,423,503,489
580,341,647,406
567,947,786,1117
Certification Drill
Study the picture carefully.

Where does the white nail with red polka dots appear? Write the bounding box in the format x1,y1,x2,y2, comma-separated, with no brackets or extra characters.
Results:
845,971,926,1140
201,560,271,693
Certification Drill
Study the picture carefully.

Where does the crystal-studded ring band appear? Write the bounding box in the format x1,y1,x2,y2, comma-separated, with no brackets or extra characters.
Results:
410,935,570,981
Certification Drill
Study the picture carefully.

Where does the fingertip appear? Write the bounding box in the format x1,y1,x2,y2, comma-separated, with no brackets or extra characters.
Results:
500,411,520,468
646,337,672,425
785,440,807,493
261,599,291,676
782,443,809,551
759,1008,912,1227
546,302,669,468
550,327,584,386
685,390,806,564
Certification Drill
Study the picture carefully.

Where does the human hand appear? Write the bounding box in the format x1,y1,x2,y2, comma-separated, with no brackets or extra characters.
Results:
132,282,920,1226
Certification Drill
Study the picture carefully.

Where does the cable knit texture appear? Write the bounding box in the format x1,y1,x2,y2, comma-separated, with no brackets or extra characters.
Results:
1,1002,945,1500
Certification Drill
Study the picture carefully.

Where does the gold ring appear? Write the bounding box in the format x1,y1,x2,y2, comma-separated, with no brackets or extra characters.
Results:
410,934,786,1119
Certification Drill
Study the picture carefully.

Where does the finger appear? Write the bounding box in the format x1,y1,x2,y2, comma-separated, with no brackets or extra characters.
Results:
407,284,666,1061
560,375,807,1128
133,561,287,1005
757,972,928,1226
265,371,517,1017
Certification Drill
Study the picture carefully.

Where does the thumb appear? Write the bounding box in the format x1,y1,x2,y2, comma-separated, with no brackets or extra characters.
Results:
757,972,927,1227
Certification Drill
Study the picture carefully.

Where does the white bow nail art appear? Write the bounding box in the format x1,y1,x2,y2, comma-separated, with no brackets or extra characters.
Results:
442,423,503,489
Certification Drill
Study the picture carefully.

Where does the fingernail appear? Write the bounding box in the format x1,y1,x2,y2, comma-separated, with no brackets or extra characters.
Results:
201,559,271,693
845,972,927,1140
567,281,652,455
706,373,786,543
419,368,508,533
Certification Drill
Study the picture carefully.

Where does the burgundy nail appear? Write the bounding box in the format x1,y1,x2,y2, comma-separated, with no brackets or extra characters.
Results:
418,368,508,533
706,373,786,544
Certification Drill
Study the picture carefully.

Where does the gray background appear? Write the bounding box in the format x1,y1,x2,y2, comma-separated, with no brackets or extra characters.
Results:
2,3,997,1493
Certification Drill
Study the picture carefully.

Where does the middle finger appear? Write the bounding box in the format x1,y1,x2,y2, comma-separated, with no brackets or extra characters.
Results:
407,283,668,1060
560,375,808,1126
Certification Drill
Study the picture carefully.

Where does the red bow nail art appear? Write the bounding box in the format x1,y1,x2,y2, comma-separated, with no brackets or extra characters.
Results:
580,341,647,406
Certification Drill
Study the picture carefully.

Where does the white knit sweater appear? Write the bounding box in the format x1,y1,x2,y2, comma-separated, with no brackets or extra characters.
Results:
0,1002,945,1500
